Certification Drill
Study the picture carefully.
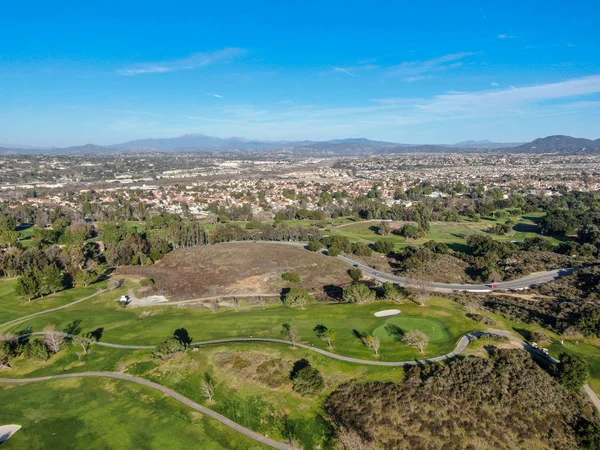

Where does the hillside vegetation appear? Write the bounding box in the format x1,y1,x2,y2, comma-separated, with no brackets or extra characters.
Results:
325,349,599,449
117,242,349,300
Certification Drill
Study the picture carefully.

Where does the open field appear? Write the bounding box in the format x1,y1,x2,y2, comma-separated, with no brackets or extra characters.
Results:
0,285,482,362
0,377,265,450
0,279,104,324
327,214,563,251
116,242,351,300
0,337,404,449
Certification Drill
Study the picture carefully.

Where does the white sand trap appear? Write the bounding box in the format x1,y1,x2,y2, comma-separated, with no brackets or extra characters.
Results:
128,295,169,307
374,309,401,317
0,424,22,443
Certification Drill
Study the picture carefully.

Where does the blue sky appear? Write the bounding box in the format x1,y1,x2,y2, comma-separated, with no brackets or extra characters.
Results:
1,0,599,147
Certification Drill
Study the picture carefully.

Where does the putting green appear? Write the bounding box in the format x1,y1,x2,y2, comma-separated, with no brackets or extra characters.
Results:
372,316,450,344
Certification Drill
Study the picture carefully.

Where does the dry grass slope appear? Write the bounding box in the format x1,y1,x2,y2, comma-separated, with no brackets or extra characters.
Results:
117,242,350,300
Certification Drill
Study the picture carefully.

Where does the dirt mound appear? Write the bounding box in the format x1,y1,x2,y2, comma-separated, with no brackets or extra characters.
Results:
116,242,350,300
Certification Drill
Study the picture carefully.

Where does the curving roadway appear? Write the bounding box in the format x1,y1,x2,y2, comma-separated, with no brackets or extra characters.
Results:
242,240,583,292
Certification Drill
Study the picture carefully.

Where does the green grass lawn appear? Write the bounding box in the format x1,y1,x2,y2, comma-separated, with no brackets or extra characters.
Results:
16,224,36,248
0,279,105,324
0,377,266,450
327,214,563,251
0,335,404,449
1,286,482,362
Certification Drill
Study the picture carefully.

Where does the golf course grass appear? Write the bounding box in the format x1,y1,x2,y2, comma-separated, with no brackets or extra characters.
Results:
2,273,600,449
327,214,563,250
0,377,266,449
0,279,105,324
1,285,482,362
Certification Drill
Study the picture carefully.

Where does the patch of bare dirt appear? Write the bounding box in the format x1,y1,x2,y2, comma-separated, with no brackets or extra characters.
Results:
116,242,350,300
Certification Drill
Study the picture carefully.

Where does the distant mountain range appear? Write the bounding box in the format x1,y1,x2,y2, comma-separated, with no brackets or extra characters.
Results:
510,135,600,153
1,134,599,156
451,140,525,149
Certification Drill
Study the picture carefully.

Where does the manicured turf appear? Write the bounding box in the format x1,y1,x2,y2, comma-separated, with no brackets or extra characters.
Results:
1,287,482,361
0,336,404,449
327,214,563,250
0,279,105,324
0,377,266,449
372,316,451,345
16,224,36,248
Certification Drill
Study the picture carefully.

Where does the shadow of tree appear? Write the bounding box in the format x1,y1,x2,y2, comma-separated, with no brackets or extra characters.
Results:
90,327,104,341
280,287,291,304
384,323,405,341
513,223,539,234
174,328,192,346
322,284,343,301
16,326,33,345
514,328,532,341
63,319,83,336
352,329,367,341
290,358,311,379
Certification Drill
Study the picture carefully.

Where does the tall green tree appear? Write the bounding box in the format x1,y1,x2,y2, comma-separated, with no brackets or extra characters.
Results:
554,353,589,392
42,264,65,294
15,270,40,301
343,283,376,304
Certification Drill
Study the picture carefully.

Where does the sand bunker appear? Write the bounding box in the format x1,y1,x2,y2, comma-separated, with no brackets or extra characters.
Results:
128,294,169,307
0,425,22,443
374,309,401,317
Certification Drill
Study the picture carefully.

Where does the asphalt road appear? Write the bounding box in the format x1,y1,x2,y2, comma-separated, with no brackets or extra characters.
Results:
244,240,582,292
16,332,475,366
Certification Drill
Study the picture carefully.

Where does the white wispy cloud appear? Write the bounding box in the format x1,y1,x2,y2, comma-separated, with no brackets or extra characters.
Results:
387,52,478,80
206,93,223,98
169,75,600,142
477,4,488,22
490,82,499,86
117,48,247,76
406,75,434,83
322,63,378,77
412,75,600,114
497,33,516,39
331,66,358,77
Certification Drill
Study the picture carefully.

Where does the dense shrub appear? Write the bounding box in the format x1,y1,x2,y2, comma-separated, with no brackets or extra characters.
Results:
152,336,186,360
307,240,323,252
350,242,372,257
553,353,589,392
466,313,496,326
281,272,301,283
347,267,362,282
373,240,394,255
342,283,376,304
325,349,598,449
23,339,50,360
139,278,155,287
290,359,324,396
